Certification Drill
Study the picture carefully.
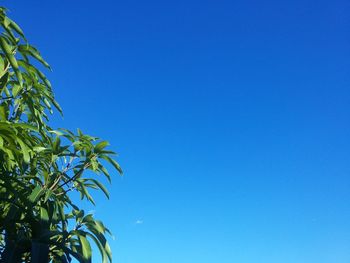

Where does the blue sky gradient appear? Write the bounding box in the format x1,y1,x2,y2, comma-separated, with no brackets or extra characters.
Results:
3,0,350,262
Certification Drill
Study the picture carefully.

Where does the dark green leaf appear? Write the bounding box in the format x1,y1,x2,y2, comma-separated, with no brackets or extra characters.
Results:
28,185,43,203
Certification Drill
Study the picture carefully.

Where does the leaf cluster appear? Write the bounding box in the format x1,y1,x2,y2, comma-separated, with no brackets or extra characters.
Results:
0,7,122,263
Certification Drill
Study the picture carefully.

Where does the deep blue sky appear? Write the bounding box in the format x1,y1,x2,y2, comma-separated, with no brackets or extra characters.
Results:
4,0,350,262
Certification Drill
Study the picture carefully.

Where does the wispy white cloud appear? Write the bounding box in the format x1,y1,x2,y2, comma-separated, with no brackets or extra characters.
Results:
135,219,143,224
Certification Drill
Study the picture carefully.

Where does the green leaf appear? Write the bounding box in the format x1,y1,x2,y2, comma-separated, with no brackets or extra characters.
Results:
90,159,99,171
8,18,26,40
33,146,47,153
11,123,39,131
40,207,49,222
102,155,123,174
88,229,112,262
18,44,50,69
90,179,109,199
104,240,112,262
0,71,8,91
36,68,51,89
53,136,61,152
98,164,111,183
12,83,21,97
16,137,30,163
0,106,7,120
43,189,53,202
86,233,109,263
2,16,10,28
94,141,109,153
0,37,22,86
78,235,92,261
94,220,107,234
82,186,95,206
57,202,66,228
51,98,63,114
28,185,43,203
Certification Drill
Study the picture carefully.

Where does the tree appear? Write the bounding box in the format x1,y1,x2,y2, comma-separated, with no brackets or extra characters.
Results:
0,7,122,262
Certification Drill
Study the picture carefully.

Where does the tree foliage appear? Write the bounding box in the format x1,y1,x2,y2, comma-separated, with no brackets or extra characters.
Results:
0,7,122,262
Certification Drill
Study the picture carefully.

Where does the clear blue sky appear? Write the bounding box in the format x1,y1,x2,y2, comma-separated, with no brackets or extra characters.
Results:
4,0,350,262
